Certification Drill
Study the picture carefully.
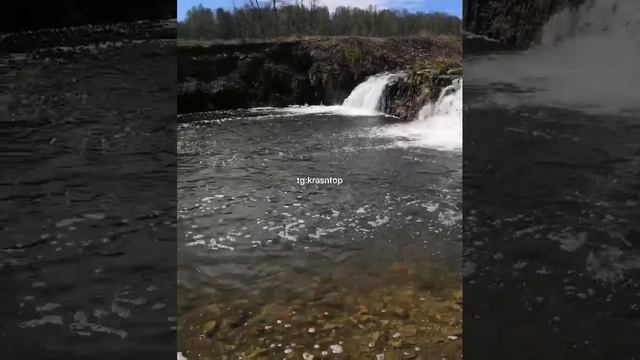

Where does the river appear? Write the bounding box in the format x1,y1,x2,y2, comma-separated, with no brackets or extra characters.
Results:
463,1,640,358
0,20,177,359
177,76,463,359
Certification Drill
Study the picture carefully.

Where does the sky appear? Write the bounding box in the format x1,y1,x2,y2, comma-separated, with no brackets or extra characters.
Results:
178,0,462,20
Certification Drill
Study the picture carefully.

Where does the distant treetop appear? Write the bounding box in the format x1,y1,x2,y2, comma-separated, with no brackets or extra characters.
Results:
178,2,461,40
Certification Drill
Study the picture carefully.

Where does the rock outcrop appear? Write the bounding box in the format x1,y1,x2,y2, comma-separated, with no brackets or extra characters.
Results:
463,0,586,47
177,36,461,114
383,65,461,121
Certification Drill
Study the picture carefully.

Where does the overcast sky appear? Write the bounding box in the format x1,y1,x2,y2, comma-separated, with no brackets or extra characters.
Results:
178,0,462,20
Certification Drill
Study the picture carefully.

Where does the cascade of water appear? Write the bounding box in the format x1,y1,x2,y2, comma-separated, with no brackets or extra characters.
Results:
374,79,462,151
342,73,397,111
466,0,640,114
541,0,640,45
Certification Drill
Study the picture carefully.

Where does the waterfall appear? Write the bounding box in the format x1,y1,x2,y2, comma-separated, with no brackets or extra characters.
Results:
411,79,462,150
343,73,397,111
534,0,640,114
540,0,640,45
418,78,462,121
373,79,462,151
465,0,640,114
267,72,397,116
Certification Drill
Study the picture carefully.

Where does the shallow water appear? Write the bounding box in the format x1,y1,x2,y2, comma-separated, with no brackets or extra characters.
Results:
178,109,462,359
0,23,176,358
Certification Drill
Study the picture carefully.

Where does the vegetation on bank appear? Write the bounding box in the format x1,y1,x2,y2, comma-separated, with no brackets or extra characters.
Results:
178,2,461,40
383,57,462,121
177,36,461,115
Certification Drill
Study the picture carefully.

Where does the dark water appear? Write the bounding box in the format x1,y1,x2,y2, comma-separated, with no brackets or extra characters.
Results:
0,22,176,359
178,109,462,359
464,80,640,358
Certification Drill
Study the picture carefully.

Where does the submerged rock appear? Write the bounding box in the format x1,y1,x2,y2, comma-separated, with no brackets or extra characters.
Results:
330,344,344,354
202,320,218,337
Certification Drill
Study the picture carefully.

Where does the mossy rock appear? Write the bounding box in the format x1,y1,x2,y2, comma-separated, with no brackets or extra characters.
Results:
447,67,463,76
247,348,269,359
202,320,218,337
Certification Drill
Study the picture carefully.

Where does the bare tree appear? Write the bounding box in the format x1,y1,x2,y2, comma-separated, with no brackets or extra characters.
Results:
246,0,267,37
247,0,261,10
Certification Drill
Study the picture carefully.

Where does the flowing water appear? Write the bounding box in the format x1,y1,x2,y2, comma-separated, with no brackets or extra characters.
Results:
0,21,176,359
464,1,640,358
178,75,462,359
342,73,401,112
376,79,462,151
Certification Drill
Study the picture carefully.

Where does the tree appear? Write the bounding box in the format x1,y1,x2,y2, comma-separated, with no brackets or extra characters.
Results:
183,5,215,40
177,3,462,40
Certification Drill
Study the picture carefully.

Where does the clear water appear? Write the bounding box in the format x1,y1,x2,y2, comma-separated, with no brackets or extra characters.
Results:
177,108,462,358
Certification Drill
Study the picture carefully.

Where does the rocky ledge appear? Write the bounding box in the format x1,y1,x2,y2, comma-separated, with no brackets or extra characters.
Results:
383,64,462,121
463,0,586,48
177,36,461,115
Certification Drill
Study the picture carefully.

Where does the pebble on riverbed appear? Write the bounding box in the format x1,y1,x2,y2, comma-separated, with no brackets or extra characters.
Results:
177,264,462,359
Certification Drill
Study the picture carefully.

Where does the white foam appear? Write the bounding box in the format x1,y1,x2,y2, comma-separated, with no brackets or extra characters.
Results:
251,72,398,117
367,215,390,228
374,79,462,151
20,315,63,328
271,105,384,117
343,73,396,111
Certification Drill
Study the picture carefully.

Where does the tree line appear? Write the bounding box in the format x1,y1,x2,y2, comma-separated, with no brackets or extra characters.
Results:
178,1,461,40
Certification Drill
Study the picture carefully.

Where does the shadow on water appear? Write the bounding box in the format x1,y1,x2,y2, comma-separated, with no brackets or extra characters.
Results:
464,82,640,359
0,21,176,359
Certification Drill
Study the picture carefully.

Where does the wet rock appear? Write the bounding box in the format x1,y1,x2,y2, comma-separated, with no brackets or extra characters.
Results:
202,320,218,337
247,348,268,359
390,306,409,319
382,68,461,121
402,350,417,359
204,303,222,315
390,338,403,348
385,351,402,360
178,263,461,359
370,331,383,347
401,325,417,337
447,68,463,76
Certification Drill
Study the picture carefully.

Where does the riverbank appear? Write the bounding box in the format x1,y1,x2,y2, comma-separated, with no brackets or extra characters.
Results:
177,36,461,119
